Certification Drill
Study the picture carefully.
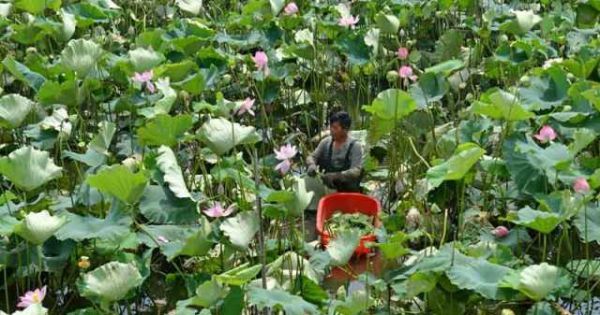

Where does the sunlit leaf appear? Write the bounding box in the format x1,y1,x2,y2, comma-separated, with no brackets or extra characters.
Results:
86,165,148,204
220,211,259,250
0,94,35,128
14,210,66,245
0,146,62,191
78,262,143,305
138,114,193,147
248,287,319,315
426,143,485,189
156,146,192,199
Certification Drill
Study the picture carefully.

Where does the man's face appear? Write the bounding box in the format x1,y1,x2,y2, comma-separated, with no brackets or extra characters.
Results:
330,122,346,140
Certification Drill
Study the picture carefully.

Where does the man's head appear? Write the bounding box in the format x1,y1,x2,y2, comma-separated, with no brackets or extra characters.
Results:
329,111,351,140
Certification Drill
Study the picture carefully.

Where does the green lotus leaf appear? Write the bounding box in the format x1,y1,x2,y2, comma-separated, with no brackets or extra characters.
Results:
248,287,319,315
0,94,35,129
86,165,148,205
138,114,193,147
198,117,261,155
220,211,259,250
15,210,66,245
61,39,104,78
78,261,143,305
0,146,62,191
426,143,485,189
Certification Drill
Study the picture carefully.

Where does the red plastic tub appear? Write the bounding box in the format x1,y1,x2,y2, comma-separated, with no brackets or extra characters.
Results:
316,193,381,256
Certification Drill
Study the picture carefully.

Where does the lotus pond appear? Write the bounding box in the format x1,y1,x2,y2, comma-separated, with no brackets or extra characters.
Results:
1,0,600,314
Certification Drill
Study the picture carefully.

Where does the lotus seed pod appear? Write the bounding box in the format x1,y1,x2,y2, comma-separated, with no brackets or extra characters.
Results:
520,75,530,86
501,309,515,315
386,70,399,82
498,34,509,42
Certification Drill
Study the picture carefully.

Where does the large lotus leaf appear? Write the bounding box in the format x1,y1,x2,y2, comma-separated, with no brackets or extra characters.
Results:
38,79,81,108
327,229,361,266
517,263,562,301
504,137,572,195
14,0,61,14
363,89,417,121
88,121,116,155
248,287,319,315
447,255,513,300
60,9,76,41
280,176,314,217
139,221,213,260
55,209,132,242
86,165,148,205
0,146,62,191
270,0,285,15
425,59,464,76
500,10,542,34
138,114,192,147
139,185,199,224
426,142,485,189
198,117,261,155
410,72,448,108
335,33,370,65
14,210,66,245
214,263,262,286
139,79,178,118
506,206,563,234
376,13,399,33
0,215,19,236
471,89,534,121
176,0,203,15
189,279,228,308
330,289,372,315
12,304,48,315
128,47,164,72
220,211,259,250
61,39,104,78
156,146,192,199
78,262,143,304
0,94,35,128
519,67,570,111
574,205,600,244
2,57,46,92
569,128,597,155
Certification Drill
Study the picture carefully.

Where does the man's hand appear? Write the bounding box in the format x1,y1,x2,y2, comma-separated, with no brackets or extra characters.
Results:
322,172,342,188
307,164,318,177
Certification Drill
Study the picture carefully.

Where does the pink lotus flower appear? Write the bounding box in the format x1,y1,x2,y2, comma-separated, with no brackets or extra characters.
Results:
203,202,235,218
398,66,417,81
397,47,409,60
492,226,509,238
534,125,557,143
236,98,255,116
283,2,298,15
573,177,591,194
275,159,292,175
252,51,269,75
274,144,298,161
132,70,156,93
338,15,359,28
17,286,46,309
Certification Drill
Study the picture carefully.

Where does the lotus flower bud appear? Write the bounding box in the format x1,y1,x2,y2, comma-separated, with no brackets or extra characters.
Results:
386,70,399,82
492,226,509,238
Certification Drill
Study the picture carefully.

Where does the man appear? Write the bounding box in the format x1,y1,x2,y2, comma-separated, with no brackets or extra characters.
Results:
304,111,364,241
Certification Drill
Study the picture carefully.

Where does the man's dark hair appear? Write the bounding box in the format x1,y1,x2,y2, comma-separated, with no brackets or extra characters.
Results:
329,111,352,129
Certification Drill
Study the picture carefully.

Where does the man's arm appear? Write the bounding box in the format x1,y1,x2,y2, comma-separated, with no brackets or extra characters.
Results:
340,141,363,180
306,138,328,173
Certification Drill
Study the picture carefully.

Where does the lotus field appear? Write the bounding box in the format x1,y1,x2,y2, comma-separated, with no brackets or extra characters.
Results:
2,0,600,314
